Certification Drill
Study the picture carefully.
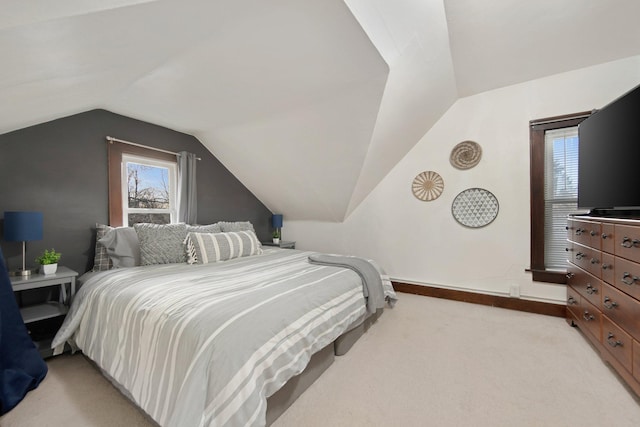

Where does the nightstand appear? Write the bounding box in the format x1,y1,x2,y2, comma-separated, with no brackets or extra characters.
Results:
11,266,78,357
262,241,296,249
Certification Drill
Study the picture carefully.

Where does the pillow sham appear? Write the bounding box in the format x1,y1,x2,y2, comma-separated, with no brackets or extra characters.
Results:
186,230,262,264
98,227,140,268
217,221,255,233
92,223,113,272
134,223,188,265
186,223,222,233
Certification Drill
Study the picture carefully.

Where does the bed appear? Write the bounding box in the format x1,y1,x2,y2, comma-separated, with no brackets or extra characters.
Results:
52,227,396,427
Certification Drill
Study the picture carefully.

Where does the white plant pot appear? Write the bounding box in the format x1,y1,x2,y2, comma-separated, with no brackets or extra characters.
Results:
272,238,280,244
40,263,58,275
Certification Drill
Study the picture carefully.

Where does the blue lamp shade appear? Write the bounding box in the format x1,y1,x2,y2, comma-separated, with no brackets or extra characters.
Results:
3,211,44,242
271,214,283,229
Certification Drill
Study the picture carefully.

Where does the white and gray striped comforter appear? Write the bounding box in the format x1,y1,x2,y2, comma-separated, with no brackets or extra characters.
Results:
52,249,395,427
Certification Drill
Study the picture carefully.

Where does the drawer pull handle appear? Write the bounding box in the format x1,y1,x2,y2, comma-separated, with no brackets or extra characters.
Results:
602,263,611,270
582,311,594,321
586,284,597,295
567,296,578,305
602,233,610,239
606,332,623,348
620,237,640,248
590,258,599,265
621,272,639,286
575,252,585,260
575,228,584,235
566,272,574,279
603,296,618,309
590,230,597,236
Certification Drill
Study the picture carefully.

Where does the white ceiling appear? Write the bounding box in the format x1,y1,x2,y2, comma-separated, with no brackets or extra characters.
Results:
2,0,640,221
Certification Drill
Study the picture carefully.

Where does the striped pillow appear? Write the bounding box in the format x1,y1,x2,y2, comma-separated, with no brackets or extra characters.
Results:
186,231,262,264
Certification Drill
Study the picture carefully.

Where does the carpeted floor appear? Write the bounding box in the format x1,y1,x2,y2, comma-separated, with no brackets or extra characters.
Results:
2,293,640,426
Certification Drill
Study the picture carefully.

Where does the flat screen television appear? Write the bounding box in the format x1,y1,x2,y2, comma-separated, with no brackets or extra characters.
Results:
577,83,640,216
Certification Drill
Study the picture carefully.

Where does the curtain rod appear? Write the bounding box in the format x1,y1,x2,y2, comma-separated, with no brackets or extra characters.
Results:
529,111,594,128
106,136,201,160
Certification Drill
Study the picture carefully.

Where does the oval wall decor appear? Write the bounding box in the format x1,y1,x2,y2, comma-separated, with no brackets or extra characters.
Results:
450,140,482,170
411,171,444,201
451,188,499,228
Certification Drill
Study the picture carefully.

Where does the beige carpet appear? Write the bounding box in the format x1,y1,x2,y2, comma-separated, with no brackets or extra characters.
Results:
2,293,640,427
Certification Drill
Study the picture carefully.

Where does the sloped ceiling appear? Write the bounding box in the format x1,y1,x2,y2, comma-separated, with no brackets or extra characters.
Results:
2,0,640,221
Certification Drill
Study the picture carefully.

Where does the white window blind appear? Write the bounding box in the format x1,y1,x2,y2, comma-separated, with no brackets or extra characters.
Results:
544,127,579,270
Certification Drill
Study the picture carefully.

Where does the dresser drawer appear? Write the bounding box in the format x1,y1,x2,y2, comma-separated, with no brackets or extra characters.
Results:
601,223,615,254
601,252,615,285
569,242,602,278
634,340,640,383
600,282,640,341
602,316,633,372
567,264,601,309
568,219,601,250
567,286,581,319
615,224,640,263
613,257,640,301
578,298,602,343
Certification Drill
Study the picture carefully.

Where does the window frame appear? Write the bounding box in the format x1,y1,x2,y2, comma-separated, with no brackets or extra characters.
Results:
108,142,177,227
529,111,591,284
121,153,177,226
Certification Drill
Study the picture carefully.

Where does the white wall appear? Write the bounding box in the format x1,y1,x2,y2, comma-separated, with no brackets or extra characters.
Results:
284,55,640,304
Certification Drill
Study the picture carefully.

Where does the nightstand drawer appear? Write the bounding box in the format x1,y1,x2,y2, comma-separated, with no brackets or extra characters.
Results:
262,241,296,249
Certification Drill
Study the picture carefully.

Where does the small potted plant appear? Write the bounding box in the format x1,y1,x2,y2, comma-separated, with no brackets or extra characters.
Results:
35,248,61,275
272,230,281,244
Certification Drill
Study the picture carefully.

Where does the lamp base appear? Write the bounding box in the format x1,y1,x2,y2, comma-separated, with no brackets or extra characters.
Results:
10,268,36,277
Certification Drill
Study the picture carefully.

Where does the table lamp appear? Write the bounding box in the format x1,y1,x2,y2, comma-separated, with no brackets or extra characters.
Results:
272,214,283,241
3,211,43,276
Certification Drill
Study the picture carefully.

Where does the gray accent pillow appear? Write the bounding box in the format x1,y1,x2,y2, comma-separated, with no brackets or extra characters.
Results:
98,227,140,268
92,223,113,272
186,230,262,264
134,223,188,265
217,221,255,233
187,223,222,233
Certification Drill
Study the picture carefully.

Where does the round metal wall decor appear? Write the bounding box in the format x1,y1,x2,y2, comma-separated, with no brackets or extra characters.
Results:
411,171,444,201
450,140,482,170
451,188,499,228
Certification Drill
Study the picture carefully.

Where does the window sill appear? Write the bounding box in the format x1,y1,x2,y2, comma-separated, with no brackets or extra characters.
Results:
528,269,567,284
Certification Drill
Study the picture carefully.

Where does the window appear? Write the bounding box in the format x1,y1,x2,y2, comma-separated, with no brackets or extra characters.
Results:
529,112,590,283
122,154,177,226
108,141,177,227
543,128,579,270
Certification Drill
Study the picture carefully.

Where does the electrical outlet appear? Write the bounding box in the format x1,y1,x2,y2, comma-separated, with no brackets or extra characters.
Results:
509,284,520,298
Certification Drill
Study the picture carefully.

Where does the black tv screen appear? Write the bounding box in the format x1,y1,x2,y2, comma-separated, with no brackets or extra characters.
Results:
577,84,640,214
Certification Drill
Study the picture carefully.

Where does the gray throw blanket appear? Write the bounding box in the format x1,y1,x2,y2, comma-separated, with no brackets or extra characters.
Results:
308,254,385,314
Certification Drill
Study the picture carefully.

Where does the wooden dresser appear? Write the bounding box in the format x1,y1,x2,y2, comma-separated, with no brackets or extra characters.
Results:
566,215,640,396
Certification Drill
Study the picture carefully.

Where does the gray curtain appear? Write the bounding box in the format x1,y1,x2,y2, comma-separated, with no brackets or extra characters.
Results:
177,151,197,224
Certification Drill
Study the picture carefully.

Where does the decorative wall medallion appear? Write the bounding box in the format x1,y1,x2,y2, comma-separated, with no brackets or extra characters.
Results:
451,188,499,228
412,171,444,201
450,140,482,170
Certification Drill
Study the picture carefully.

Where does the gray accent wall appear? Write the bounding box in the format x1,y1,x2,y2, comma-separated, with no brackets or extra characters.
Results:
0,109,272,274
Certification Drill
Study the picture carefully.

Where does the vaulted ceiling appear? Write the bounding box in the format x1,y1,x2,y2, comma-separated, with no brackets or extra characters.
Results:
2,0,640,221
